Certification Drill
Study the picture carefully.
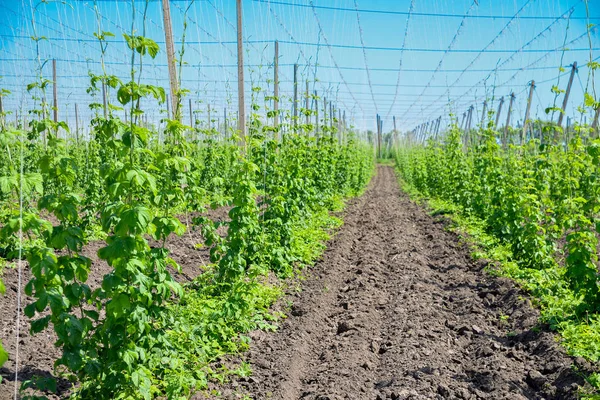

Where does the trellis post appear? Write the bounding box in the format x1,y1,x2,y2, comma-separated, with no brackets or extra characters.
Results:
555,62,577,142
162,0,180,120
495,96,504,128
236,0,246,146
504,92,515,148
274,41,279,132
522,80,535,144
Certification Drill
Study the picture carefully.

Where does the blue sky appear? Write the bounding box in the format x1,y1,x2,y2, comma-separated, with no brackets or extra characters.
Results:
0,0,598,133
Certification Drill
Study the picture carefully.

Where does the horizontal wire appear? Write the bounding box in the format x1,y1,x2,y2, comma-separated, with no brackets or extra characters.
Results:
252,0,596,20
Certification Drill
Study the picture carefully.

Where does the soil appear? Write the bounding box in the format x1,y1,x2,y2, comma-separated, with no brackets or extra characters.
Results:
0,207,230,399
215,165,590,400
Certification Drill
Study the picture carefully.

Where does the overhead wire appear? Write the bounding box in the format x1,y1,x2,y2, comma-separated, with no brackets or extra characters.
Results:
385,0,415,120
399,0,479,121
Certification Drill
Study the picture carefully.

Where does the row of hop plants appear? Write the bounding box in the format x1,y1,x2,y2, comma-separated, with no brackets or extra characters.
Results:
0,5,375,399
394,86,600,367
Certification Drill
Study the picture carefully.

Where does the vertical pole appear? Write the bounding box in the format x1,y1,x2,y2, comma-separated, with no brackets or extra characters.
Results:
52,59,58,123
293,63,298,127
274,40,279,131
376,114,380,157
329,102,333,130
480,100,487,128
224,108,228,138
555,62,577,143
504,92,515,148
102,82,108,118
75,103,79,144
323,97,327,131
466,106,474,131
338,108,342,144
592,106,600,138
162,0,180,120
495,96,504,128
378,115,382,158
189,98,193,128
305,80,310,126
343,110,347,143
522,80,535,144
236,0,246,146
460,112,466,131
557,62,577,128
393,115,397,149
315,91,319,137
465,106,473,147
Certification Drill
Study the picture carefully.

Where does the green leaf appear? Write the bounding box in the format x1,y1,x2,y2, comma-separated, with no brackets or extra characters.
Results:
117,84,132,105
30,316,51,333
0,341,8,367
106,293,131,318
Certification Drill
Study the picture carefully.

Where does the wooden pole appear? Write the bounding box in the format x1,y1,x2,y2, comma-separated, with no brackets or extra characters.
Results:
554,62,577,143
465,106,473,147
460,112,466,131
343,110,347,143
102,82,107,118
305,80,310,126
557,62,577,129
293,63,298,127
338,108,342,144
162,0,180,120
208,104,211,131
315,91,319,137
504,92,515,148
480,100,487,130
495,96,504,128
224,108,228,138
323,97,327,130
189,98,193,128
236,0,246,146
592,106,600,138
466,106,474,131
378,115,382,157
522,80,535,144
274,40,279,131
52,59,58,123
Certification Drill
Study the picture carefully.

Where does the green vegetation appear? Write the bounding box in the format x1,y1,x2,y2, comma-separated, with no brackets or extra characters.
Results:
394,114,600,396
0,11,374,399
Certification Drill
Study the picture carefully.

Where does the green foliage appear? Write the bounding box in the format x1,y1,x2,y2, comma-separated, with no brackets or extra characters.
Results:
395,116,600,394
0,15,375,398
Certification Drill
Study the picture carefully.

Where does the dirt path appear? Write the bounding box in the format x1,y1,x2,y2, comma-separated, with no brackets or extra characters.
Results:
220,165,587,400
